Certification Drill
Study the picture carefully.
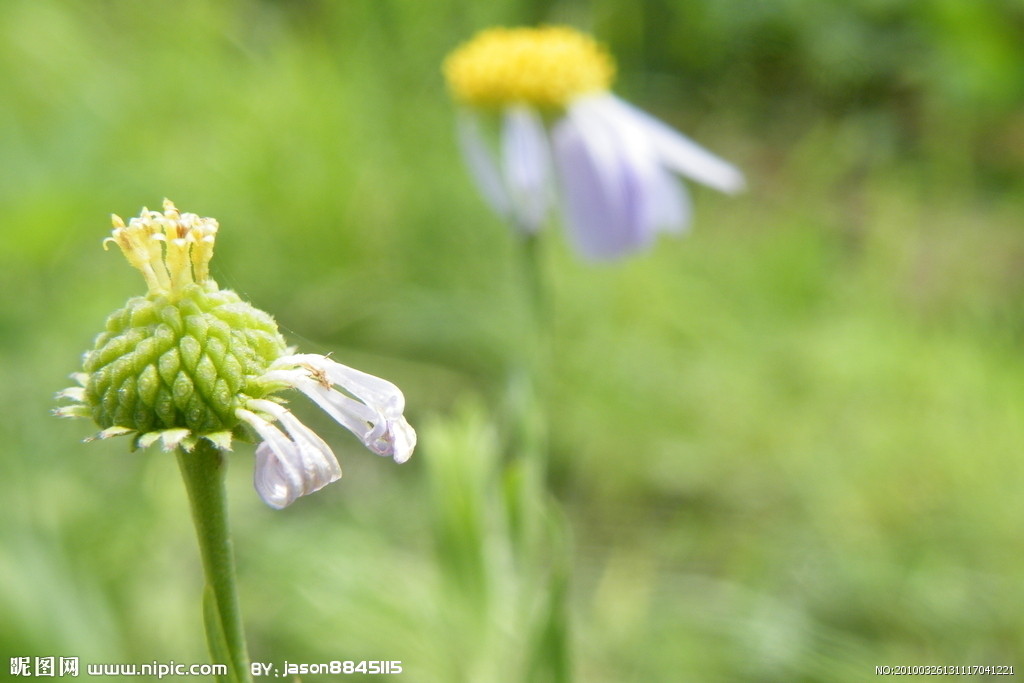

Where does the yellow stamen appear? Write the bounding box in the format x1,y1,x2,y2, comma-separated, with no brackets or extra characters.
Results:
443,26,615,110
105,199,219,298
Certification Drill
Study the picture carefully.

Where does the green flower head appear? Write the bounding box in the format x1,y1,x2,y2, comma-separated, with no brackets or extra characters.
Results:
56,200,415,508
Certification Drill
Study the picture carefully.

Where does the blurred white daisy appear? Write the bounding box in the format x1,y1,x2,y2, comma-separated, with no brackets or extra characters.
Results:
444,26,744,260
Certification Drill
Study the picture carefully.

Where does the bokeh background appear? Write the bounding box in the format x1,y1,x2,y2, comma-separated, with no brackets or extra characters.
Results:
2,0,1023,681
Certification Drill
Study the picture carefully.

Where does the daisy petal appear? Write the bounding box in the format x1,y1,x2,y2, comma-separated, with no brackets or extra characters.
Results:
254,441,302,509
502,105,553,232
646,165,693,234
553,102,652,259
274,354,407,416
237,407,305,508
582,94,689,239
249,399,342,494
382,415,416,464
258,354,416,471
456,110,511,217
603,94,745,194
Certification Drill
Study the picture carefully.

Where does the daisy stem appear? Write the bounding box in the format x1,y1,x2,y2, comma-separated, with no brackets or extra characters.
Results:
520,232,549,338
512,233,572,683
177,441,252,683
515,233,550,460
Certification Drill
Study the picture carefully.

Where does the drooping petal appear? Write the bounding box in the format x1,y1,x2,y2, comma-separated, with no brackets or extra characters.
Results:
502,105,553,232
552,100,655,259
601,94,745,194
260,367,378,441
588,95,692,239
237,407,305,508
381,415,416,464
551,109,624,259
254,441,301,510
581,95,693,235
273,354,407,417
646,168,692,234
249,399,342,498
456,109,511,217
264,354,416,464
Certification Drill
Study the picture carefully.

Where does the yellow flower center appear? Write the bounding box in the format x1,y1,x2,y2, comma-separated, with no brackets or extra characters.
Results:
105,199,220,299
443,26,616,110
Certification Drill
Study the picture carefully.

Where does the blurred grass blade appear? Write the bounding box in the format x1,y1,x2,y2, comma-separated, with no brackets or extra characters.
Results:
202,585,234,683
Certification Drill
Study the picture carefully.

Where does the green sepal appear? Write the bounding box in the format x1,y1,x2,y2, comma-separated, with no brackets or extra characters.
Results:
137,431,163,449
204,431,234,451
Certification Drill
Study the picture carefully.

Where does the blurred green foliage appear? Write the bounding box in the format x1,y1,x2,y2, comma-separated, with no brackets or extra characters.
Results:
2,0,1023,681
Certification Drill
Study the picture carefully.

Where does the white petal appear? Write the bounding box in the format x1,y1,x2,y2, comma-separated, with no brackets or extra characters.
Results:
600,94,745,194
237,407,305,508
249,399,342,494
586,96,695,239
646,165,693,234
299,378,380,437
385,416,416,463
254,442,301,509
552,104,654,259
581,95,693,235
274,354,406,416
237,408,297,460
456,110,511,217
265,366,388,451
265,354,416,464
502,105,553,232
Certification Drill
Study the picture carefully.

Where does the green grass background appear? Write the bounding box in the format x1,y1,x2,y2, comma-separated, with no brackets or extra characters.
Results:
2,0,1023,680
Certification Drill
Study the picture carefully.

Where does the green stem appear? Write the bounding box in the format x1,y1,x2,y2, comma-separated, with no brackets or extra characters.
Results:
519,233,548,336
511,234,550,465
502,235,550,548
176,441,252,683
510,233,573,682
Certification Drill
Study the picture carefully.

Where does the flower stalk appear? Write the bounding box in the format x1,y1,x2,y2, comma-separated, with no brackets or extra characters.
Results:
57,200,416,681
507,233,573,682
176,440,252,683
